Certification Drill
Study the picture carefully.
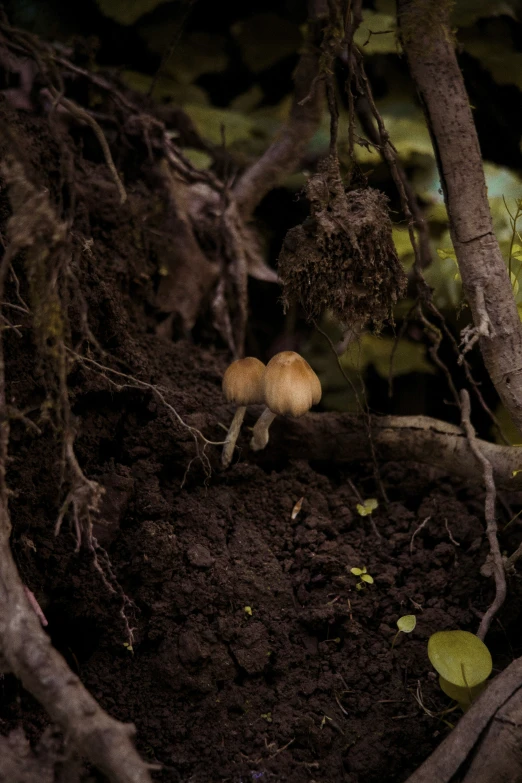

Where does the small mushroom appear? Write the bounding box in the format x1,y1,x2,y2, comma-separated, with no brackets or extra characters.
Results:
250,351,321,451
221,357,266,468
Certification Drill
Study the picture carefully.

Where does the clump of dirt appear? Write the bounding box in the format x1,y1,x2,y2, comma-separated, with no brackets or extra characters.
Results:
0,35,520,783
278,155,407,330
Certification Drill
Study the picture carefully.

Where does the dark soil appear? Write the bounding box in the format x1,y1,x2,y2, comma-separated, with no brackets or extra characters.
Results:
0,70,521,783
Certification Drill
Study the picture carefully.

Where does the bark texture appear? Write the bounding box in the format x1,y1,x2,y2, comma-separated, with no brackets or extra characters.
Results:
0,510,153,783
204,408,522,490
397,0,522,434
405,658,522,783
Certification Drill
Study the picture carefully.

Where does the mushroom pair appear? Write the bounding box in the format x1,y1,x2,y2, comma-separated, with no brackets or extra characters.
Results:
221,351,321,468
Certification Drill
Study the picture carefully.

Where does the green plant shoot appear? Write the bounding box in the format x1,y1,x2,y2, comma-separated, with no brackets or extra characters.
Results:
356,498,378,516
427,630,492,711
391,614,416,649
350,566,374,590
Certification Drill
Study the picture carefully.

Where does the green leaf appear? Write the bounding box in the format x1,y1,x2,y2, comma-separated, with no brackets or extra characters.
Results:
452,0,518,28
354,10,399,54
183,104,259,146
428,630,492,688
230,85,264,114
356,101,433,165
511,244,522,260
361,574,374,584
423,254,463,310
397,615,416,633
182,149,212,170
350,567,365,576
393,227,415,261
96,0,171,26
341,333,434,379
356,498,378,516
121,70,208,105
439,676,487,710
460,20,522,90
231,14,301,73
139,29,227,83
437,247,457,261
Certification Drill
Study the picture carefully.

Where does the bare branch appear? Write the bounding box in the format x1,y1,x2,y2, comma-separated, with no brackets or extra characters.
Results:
233,1,327,220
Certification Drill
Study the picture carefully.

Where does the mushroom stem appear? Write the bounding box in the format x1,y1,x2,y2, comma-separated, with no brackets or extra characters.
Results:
222,405,247,468
250,407,278,451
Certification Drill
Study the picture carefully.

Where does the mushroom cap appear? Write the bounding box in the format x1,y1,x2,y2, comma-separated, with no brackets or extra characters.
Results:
263,351,322,418
427,630,492,688
222,357,266,406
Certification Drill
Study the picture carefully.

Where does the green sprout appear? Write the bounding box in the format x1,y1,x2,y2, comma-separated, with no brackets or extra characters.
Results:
391,614,416,649
356,498,378,516
427,630,492,711
350,566,374,590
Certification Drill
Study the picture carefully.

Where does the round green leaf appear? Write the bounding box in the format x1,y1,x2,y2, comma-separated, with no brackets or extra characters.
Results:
397,615,416,633
428,631,492,688
439,676,487,709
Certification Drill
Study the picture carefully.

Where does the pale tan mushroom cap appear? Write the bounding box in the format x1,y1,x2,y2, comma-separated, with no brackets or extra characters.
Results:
222,357,266,405
263,351,322,417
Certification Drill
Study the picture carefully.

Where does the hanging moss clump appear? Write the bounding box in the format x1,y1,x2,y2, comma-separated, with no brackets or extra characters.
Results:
278,155,406,330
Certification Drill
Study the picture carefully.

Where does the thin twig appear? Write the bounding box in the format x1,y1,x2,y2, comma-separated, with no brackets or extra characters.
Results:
459,389,506,640
410,516,431,554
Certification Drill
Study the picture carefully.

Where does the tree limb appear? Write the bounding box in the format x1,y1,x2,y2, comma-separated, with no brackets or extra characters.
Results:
233,0,327,220
221,409,522,490
396,0,522,434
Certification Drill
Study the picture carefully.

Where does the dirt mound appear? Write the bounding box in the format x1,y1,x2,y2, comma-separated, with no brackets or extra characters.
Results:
0,47,519,783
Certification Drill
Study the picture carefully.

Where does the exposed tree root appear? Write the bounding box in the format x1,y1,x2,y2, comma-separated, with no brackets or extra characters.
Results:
405,658,522,783
0,128,153,781
0,515,154,783
231,409,522,491
459,389,506,640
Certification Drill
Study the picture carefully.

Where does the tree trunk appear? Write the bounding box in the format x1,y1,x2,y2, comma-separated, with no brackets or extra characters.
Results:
396,0,522,434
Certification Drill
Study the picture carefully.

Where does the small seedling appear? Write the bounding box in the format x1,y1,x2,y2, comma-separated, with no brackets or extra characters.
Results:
427,630,492,711
244,606,253,616
350,566,374,590
356,498,378,516
391,614,416,649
